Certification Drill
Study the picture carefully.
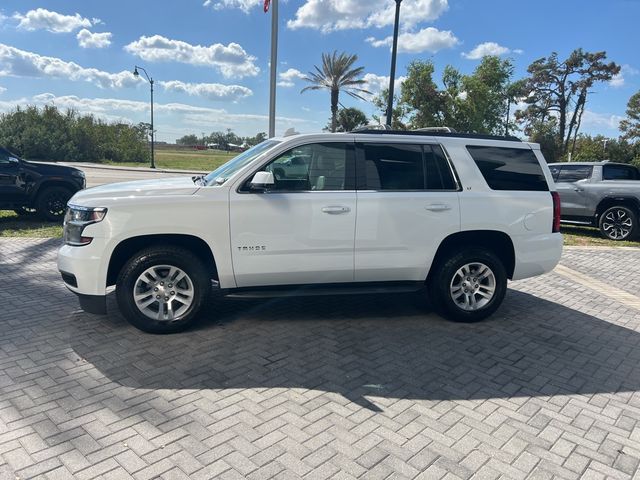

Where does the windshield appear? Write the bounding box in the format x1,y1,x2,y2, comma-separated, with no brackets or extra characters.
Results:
204,140,281,186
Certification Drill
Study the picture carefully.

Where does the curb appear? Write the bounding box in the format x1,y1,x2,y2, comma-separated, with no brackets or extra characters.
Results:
58,162,206,175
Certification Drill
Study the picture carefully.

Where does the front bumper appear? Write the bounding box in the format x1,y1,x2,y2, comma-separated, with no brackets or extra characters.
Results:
58,239,109,314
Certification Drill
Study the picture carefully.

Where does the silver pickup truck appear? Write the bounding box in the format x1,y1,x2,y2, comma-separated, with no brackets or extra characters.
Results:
548,161,640,241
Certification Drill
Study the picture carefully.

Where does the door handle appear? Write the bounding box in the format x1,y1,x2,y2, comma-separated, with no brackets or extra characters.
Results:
425,204,451,212
321,205,351,214
573,187,584,192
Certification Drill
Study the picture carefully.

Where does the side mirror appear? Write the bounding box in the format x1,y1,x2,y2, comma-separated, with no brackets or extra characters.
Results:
250,171,275,190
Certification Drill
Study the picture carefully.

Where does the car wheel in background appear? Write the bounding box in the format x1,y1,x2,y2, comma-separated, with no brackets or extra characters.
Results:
598,206,637,241
36,186,73,222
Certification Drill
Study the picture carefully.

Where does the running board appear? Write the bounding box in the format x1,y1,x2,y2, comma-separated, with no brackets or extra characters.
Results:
560,219,593,226
224,282,425,299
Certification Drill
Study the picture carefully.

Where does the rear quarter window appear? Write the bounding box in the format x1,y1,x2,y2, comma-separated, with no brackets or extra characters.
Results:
466,146,549,191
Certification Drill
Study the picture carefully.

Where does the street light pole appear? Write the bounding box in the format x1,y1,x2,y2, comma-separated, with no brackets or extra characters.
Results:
385,0,402,128
268,0,278,138
133,65,155,169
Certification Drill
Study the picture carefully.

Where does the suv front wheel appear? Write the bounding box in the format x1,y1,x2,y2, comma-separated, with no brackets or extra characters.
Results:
428,248,507,323
116,246,211,333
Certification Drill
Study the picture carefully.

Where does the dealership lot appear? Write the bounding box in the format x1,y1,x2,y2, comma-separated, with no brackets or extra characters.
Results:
1,240,640,479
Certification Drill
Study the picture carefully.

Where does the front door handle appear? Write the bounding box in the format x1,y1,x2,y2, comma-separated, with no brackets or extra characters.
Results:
425,204,451,212
322,205,351,214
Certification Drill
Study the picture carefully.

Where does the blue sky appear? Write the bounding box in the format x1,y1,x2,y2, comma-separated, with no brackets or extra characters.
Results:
0,0,638,142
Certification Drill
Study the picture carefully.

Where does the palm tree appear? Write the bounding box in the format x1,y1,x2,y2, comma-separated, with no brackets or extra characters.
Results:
301,51,370,132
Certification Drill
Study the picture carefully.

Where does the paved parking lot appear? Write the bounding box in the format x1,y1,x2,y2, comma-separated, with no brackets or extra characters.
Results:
1,239,640,479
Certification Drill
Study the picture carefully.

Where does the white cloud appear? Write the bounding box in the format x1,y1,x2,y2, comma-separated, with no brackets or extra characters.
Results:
0,44,141,89
203,0,260,13
124,35,259,78
461,42,520,60
13,8,93,33
277,68,305,87
76,29,112,49
361,73,405,99
288,0,448,32
366,27,459,54
0,86,6,94
609,64,639,88
581,110,625,130
160,80,252,101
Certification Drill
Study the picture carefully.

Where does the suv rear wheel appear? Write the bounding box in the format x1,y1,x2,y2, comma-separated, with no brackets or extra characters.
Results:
36,186,73,221
428,248,507,323
116,246,210,334
598,205,637,241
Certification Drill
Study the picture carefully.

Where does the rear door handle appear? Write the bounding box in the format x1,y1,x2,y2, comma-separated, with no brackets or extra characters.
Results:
425,204,451,212
321,205,351,214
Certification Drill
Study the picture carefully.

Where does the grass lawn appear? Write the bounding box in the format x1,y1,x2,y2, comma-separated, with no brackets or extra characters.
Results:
104,148,235,171
0,210,63,238
561,225,639,247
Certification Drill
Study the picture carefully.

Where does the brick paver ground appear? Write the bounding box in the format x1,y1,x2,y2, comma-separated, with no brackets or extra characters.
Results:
1,238,640,479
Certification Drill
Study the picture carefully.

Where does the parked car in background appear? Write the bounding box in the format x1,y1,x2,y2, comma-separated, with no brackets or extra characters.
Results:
0,147,85,221
58,131,562,333
548,161,640,241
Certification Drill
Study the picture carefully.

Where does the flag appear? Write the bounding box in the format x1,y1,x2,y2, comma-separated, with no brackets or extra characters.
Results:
264,0,270,12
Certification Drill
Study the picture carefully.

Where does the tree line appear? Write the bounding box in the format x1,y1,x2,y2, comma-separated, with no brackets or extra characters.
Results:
0,105,150,163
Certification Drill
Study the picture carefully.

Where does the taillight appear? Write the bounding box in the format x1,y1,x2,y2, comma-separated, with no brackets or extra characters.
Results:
551,191,561,233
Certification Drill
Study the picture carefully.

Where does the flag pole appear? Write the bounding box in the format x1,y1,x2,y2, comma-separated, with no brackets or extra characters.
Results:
268,0,278,138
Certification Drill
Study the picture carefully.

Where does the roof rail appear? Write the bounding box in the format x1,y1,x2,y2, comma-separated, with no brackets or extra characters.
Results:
352,129,522,142
413,126,457,133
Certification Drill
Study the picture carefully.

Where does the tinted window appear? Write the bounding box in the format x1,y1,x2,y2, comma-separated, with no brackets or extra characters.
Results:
362,144,423,190
360,144,457,191
260,142,352,192
467,146,548,191
557,165,592,183
603,164,639,180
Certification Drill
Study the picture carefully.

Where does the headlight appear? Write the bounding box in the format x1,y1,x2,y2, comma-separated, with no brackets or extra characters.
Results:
63,205,107,246
71,170,85,178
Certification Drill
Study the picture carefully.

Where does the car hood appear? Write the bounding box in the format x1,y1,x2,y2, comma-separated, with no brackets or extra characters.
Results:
25,160,83,176
69,176,201,206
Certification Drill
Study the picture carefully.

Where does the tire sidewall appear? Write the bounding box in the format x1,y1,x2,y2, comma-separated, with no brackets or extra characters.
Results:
430,249,507,323
598,206,637,241
116,248,209,334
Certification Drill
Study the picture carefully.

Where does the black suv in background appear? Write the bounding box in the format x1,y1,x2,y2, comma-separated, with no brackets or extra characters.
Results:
0,147,85,221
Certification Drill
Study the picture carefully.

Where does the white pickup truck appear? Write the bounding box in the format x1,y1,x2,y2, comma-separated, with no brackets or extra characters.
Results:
58,131,563,333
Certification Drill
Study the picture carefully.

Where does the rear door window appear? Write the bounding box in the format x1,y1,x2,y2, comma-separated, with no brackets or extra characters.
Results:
556,165,593,182
359,143,458,191
466,146,548,191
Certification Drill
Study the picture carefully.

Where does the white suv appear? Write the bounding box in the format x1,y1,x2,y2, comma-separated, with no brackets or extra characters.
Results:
58,131,563,333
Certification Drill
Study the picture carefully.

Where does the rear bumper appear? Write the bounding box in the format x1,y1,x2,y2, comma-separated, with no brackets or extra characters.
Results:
512,232,563,281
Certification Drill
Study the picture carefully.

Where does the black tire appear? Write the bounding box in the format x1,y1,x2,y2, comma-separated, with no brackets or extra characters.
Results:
598,206,637,241
36,186,73,222
13,206,38,217
428,248,507,323
116,246,211,334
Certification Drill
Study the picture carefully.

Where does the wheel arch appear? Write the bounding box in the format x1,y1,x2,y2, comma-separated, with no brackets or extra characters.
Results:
428,230,516,281
107,234,218,287
595,197,640,219
35,180,77,198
